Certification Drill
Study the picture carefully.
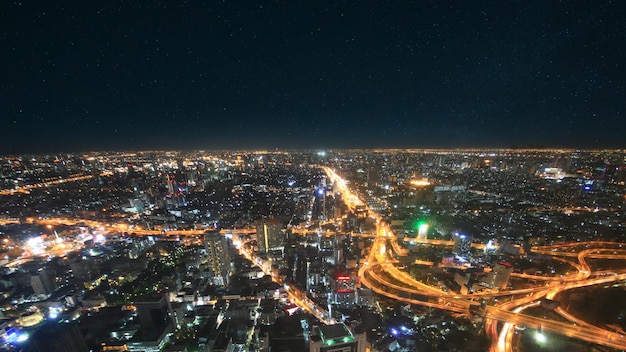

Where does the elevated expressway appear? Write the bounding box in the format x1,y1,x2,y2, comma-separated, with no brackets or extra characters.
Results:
322,167,626,351
3,168,626,350
0,171,113,196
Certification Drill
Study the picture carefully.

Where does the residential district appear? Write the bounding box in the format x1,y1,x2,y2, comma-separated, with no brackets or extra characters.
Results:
0,149,625,352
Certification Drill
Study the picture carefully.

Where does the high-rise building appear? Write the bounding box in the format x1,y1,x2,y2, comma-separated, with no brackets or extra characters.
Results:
30,270,56,295
186,169,198,187
255,219,284,253
332,271,356,306
310,323,366,352
135,295,173,330
307,260,323,293
333,236,344,266
166,174,176,195
26,322,88,352
204,232,231,286
293,249,310,289
453,233,473,255
483,262,513,289
70,259,100,280
102,296,174,352
366,166,380,189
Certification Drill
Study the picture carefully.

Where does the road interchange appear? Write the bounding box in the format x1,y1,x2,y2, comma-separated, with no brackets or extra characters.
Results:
3,167,626,351
323,166,626,351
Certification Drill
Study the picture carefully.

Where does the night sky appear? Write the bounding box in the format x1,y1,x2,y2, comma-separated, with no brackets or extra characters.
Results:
2,1,626,153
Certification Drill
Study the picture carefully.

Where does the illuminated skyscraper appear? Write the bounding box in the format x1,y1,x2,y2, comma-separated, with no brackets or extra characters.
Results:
166,174,175,195
204,232,231,286
453,233,473,255
254,219,284,253
331,271,356,306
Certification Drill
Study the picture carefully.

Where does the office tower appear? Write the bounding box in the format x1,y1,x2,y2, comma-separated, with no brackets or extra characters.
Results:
307,260,323,293
332,272,356,306
27,322,88,352
166,174,176,195
255,219,285,254
333,236,344,266
452,233,473,255
366,166,380,189
293,247,309,288
483,262,513,289
30,270,56,295
135,295,173,330
310,323,366,352
186,169,198,187
204,232,231,286
70,259,100,280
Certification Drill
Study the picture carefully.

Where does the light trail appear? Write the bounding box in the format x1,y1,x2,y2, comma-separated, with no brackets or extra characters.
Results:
3,167,626,350
323,166,626,351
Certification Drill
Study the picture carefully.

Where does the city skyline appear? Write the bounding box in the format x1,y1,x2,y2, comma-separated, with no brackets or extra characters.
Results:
1,149,625,352
2,1,626,154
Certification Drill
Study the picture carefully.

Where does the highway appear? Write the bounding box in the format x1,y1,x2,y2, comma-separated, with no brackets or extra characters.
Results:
0,171,113,196
2,167,626,350
2,194,624,351
230,236,336,325
323,167,626,351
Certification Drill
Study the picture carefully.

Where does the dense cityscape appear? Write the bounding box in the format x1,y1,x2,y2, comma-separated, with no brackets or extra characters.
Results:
0,148,625,352
3,0,625,351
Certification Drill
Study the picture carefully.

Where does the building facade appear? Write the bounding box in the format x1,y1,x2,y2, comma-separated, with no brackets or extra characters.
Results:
255,219,284,254
204,232,231,286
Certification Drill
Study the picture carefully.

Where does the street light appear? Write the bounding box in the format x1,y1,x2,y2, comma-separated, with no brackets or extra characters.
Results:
534,331,547,344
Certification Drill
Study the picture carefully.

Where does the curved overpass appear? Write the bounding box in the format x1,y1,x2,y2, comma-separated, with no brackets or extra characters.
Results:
323,167,626,351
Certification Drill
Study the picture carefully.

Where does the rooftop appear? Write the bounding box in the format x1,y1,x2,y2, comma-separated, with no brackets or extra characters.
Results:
314,323,354,344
